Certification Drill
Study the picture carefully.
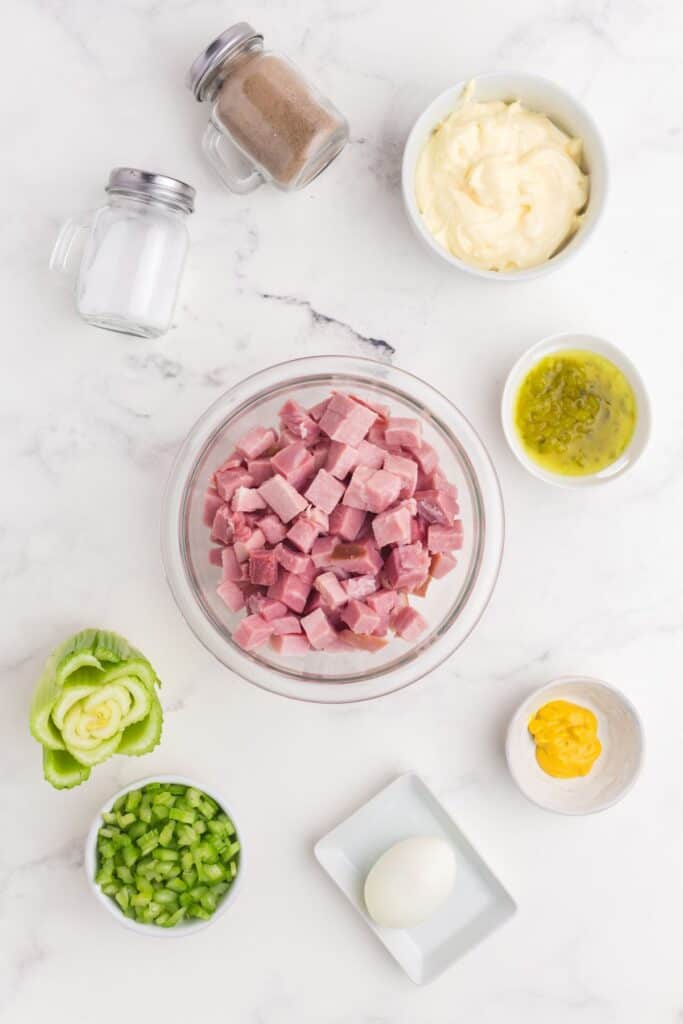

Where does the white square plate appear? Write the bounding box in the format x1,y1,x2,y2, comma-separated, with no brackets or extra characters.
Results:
314,772,516,984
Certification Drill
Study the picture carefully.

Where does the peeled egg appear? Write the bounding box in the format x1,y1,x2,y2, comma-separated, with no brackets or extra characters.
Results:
363,836,456,929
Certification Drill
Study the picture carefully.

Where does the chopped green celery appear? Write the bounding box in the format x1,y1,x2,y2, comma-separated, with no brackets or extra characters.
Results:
169,806,196,825
115,887,131,911
193,820,207,835
159,822,175,847
113,794,127,812
199,796,218,818
193,842,218,864
121,845,138,869
116,811,135,829
152,790,174,806
188,904,211,920
145,782,161,791
229,861,237,879
166,877,187,894
98,827,118,839
101,810,117,825
125,789,142,813
131,893,150,908
155,888,178,906
101,882,118,896
203,863,224,883
179,892,193,907
207,819,229,837
137,829,160,855
128,820,147,841
115,865,134,885
169,784,185,795
164,908,186,927
98,840,115,860
182,868,198,888
180,851,193,872
95,860,115,885
213,882,230,899
152,847,179,862
155,913,170,926
152,805,170,822
176,825,198,846
139,799,152,824
186,788,203,808
199,890,216,913
112,832,132,849
135,875,154,897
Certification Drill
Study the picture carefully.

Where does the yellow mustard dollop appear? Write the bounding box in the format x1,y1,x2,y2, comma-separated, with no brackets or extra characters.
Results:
528,700,601,778
415,82,589,271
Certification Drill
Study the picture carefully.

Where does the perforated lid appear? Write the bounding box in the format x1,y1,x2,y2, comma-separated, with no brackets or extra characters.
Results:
186,22,263,102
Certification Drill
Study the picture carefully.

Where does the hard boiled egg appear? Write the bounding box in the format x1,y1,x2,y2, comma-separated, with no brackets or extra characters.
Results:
363,836,456,929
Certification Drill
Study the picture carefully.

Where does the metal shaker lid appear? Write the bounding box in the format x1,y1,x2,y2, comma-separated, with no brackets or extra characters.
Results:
186,22,263,102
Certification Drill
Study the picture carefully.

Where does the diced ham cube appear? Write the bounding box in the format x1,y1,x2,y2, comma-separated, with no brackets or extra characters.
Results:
340,600,380,635
430,552,457,578
325,441,358,480
259,514,288,545
286,517,319,554
371,504,413,547
232,486,267,512
365,470,403,514
314,572,348,609
392,606,428,641
267,570,311,613
301,608,338,649
330,539,383,575
274,543,314,576
247,594,287,620
410,443,438,475
338,630,388,651
342,575,378,600
216,580,246,613
279,399,320,443
427,523,463,552
355,440,385,470
308,398,330,421
221,546,242,582
248,548,278,586
349,394,391,420
203,489,223,528
305,469,345,514
383,453,418,499
211,504,233,544
311,535,337,568
382,544,431,589
270,633,310,656
234,528,266,562
311,441,330,472
329,505,366,542
270,442,315,489
384,418,422,448
232,614,274,650
303,506,329,532
235,426,277,461
270,615,302,635
215,467,254,502
246,458,274,485
342,466,374,510
366,590,398,617
209,547,223,567
258,475,307,523
367,423,386,446
319,393,377,446
414,489,459,525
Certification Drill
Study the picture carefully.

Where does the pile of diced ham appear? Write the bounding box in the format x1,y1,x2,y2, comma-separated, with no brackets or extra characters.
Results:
203,391,462,656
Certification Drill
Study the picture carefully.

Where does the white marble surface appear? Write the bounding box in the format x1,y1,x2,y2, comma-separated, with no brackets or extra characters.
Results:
2,0,683,1020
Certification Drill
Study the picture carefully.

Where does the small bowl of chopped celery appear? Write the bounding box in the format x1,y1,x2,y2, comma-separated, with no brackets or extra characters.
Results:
85,775,242,934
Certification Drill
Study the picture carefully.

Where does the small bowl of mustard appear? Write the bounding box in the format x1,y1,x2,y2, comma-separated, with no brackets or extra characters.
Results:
501,332,651,487
505,676,644,815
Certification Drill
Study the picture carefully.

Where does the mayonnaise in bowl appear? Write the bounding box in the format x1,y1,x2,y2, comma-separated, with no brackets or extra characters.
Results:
414,81,589,273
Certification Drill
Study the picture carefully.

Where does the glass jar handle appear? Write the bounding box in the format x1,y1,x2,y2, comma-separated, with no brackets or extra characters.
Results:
49,213,93,285
202,122,264,194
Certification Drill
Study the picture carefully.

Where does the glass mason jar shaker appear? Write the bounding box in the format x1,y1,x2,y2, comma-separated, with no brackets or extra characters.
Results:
187,22,349,194
50,168,195,339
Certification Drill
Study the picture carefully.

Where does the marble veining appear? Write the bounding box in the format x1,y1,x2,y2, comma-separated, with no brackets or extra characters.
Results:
1,0,682,1021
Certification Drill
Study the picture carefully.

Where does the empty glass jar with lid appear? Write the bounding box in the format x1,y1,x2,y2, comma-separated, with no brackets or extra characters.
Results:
50,168,195,339
187,22,349,194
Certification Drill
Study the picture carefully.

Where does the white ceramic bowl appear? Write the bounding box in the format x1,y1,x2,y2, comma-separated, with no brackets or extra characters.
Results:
501,331,651,487
505,676,644,815
84,774,243,936
401,73,608,280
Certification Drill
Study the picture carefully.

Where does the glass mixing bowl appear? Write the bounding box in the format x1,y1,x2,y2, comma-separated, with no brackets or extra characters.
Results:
161,356,504,703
